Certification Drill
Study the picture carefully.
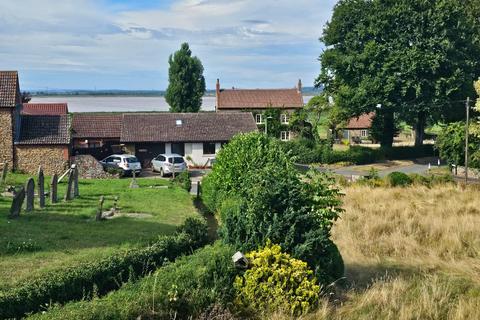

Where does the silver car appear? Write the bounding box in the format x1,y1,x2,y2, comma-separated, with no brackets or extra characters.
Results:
151,153,187,177
100,154,142,176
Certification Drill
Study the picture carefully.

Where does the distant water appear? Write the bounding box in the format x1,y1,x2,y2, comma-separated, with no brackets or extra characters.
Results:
31,96,314,113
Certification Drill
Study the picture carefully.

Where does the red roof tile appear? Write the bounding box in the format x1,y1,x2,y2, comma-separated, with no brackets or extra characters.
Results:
0,71,20,108
71,114,122,138
22,103,68,115
121,112,258,143
345,113,375,129
217,88,304,109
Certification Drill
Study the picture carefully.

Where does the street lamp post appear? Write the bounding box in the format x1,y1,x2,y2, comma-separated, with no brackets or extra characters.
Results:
264,116,273,135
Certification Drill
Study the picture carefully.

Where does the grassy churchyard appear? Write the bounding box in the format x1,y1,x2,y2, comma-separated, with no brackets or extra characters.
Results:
0,172,198,292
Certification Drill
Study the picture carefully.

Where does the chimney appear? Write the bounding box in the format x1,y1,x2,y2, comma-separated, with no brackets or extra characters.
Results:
297,79,302,93
215,79,220,112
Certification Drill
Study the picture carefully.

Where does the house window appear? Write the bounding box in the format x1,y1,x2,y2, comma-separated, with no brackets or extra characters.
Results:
361,130,368,137
171,143,185,156
203,142,216,155
255,114,263,124
280,113,289,124
280,131,290,141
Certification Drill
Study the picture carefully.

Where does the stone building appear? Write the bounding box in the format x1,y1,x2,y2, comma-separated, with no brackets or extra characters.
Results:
0,71,70,175
215,78,304,141
340,112,375,144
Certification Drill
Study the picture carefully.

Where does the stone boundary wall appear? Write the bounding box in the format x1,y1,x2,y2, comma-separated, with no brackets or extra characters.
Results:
14,145,69,175
0,109,14,167
72,155,116,179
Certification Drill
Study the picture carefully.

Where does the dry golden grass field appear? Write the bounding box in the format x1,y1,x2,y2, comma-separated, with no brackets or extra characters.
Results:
276,184,480,320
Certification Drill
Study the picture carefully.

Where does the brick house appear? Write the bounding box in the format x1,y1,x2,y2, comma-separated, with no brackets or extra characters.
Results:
341,113,375,144
215,79,304,141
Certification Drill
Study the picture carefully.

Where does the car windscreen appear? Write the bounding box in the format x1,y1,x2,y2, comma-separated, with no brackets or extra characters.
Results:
168,157,184,164
125,157,139,163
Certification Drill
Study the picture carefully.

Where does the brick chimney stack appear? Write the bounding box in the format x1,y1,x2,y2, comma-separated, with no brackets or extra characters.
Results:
297,79,302,93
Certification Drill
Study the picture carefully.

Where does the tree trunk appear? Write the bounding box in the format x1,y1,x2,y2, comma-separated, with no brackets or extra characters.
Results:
414,113,426,147
380,112,395,148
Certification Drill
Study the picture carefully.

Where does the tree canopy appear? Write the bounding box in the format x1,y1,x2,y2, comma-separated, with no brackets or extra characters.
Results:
317,0,480,147
165,43,206,113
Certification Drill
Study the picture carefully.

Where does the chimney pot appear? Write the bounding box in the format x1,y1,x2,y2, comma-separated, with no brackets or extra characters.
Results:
297,79,302,92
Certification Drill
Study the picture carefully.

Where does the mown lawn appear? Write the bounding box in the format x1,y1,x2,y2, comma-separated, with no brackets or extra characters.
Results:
0,173,198,291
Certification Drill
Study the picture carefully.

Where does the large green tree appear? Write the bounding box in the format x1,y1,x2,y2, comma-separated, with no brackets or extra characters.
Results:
166,43,206,112
317,0,480,147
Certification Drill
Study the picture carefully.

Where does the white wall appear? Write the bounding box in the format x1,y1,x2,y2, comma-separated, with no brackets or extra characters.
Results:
184,142,220,167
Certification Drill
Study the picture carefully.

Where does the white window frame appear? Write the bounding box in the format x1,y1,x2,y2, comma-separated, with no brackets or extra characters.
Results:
280,113,289,124
280,131,290,141
255,114,263,124
360,129,368,138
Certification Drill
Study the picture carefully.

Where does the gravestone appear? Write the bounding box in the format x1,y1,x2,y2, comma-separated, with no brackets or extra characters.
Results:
1,163,8,185
96,196,105,221
37,167,45,208
73,165,79,198
9,187,25,219
50,174,58,203
25,178,35,212
112,196,118,214
129,170,139,189
64,169,74,201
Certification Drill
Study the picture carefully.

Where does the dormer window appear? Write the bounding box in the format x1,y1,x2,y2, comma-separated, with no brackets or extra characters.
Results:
176,119,183,126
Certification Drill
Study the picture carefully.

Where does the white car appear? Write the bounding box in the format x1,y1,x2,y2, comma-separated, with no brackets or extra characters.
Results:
100,154,142,176
151,153,187,177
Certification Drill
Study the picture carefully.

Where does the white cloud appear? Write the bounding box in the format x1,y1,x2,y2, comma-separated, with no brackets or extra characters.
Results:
0,0,337,89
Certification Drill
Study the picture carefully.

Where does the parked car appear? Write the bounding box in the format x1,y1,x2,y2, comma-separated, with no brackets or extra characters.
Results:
100,154,142,176
151,153,187,177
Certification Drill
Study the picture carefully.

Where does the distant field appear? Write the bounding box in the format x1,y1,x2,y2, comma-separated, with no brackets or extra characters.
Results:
0,174,198,291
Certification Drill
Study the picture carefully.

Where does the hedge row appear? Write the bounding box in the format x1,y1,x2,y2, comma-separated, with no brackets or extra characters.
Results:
283,140,435,165
0,218,209,319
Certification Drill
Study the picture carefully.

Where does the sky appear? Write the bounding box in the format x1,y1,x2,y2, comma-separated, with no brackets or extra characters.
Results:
0,0,337,90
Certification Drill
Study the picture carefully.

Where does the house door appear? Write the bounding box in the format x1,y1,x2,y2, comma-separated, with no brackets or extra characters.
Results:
171,142,185,156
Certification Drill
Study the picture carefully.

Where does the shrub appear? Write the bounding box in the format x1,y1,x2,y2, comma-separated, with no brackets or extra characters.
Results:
234,243,320,316
176,216,209,245
202,132,344,283
0,218,209,319
387,172,413,187
31,243,238,320
173,170,191,191
282,139,320,164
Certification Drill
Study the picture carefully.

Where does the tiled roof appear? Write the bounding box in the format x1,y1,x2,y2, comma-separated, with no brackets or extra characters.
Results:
345,113,375,129
17,115,70,145
0,71,20,108
121,112,258,143
22,103,68,115
217,88,304,109
71,114,123,138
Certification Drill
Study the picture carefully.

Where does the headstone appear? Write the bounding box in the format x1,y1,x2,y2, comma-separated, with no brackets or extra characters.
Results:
196,181,201,199
129,170,139,189
9,187,25,219
64,169,74,201
37,167,45,208
73,165,79,198
25,178,35,212
112,196,118,214
96,196,105,221
1,163,8,185
50,174,58,203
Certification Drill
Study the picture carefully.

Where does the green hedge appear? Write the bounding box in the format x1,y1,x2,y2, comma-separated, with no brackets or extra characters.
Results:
30,243,237,320
0,218,209,319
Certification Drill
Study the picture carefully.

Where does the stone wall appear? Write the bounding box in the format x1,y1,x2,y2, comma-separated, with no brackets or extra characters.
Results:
0,109,14,167
14,145,69,175
72,155,115,179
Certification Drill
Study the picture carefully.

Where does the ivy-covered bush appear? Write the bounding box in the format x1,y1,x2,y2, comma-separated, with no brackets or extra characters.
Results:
202,132,344,283
0,218,209,319
387,172,413,187
234,242,320,316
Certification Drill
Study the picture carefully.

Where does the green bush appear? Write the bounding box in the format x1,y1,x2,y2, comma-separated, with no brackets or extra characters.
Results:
176,216,209,245
31,243,238,320
173,170,191,191
387,172,413,187
202,132,344,283
282,139,320,164
234,242,320,316
0,218,209,319
436,122,480,168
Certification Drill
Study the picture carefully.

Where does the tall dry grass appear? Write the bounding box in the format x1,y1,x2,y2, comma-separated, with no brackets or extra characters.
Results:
272,184,480,320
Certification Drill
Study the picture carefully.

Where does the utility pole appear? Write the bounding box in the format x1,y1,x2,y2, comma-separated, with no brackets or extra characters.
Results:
465,97,470,185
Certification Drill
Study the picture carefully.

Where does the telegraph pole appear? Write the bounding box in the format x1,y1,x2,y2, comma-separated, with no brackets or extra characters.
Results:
465,97,470,185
